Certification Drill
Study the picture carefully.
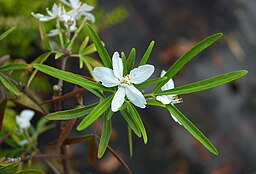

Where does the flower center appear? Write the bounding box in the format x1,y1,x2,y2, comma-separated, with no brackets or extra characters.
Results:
119,75,132,86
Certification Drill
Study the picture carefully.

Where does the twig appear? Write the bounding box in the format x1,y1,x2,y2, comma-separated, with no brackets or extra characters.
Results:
0,133,11,144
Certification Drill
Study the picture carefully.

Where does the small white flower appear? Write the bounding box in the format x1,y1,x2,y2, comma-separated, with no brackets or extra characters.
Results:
61,14,77,31
16,110,35,129
93,52,154,112
156,70,183,125
60,0,95,22
31,3,62,22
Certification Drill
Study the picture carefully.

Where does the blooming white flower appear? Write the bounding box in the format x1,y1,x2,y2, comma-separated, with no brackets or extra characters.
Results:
60,0,95,22
31,3,62,22
16,110,35,129
93,52,154,112
156,70,183,125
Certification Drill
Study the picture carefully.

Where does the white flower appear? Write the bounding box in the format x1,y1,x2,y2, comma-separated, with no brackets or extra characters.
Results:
16,110,35,129
61,14,77,31
156,70,183,125
60,0,95,22
47,29,59,37
31,4,62,22
93,52,154,112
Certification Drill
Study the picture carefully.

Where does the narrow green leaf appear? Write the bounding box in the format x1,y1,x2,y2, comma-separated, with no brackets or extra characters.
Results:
81,44,97,55
46,103,98,120
77,95,114,131
106,108,114,120
54,52,64,59
33,64,113,92
98,114,112,158
128,126,133,157
127,103,148,144
0,64,30,72
85,57,103,67
86,24,112,68
15,169,45,174
79,36,89,54
0,27,16,41
146,98,165,108
0,73,20,95
0,87,7,131
166,104,218,155
139,41,155,66
155,70,248,96
153,33,223,93
121,52,128,75
120,110,141,137
136,76,167,89
127,48,136,72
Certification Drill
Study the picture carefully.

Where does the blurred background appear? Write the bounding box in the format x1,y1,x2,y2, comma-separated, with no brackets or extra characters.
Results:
1,0,255,173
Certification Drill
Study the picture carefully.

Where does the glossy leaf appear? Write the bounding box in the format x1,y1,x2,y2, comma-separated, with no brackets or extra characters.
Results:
77,95,114,131
166,104,218,155
153,33,223,93
0,64,30,72
120,109,141,137
86,24,112,68
127,48,136,72
136,76,167,89
98,114,112,158
0,27,16,41
155,70,248,96
121,52,128,75
33,64,113,92
146,98,165,108
46,103,98,120
139,41,155,66
0,73,20,95
127,103,148,143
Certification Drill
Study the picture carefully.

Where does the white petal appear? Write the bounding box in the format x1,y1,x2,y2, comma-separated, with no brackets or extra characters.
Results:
59,0,70,6
156,96,171,105
16,116,31,129
129,64,154,84
31,12,45,19
70,0,80,9
125,85,146,109
80,4,94,11
47,29,59,37
20,110,35,121
171,113,182,125
83,12,95,23
52,4,60,16
92,67,119,87
160,70,175,91
112,52,123,79
111,87,125,112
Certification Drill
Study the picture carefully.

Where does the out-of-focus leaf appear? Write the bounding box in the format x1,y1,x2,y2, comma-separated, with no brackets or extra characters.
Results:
166,104,218,155
127,48,135,72
39,23,52,50
86,24,112,68
0,87,7,131
155,70,248,96
54,52,64,59
49,135,94,146
139,41,155,66
0,64,30,72
153,33,223,93
127,103,147,143
0,73,20,95
136,76,167,89
33,64,113,92
120,109,141,137
121,52,128,75
128,126,133,157
88,136,97,166
77,95,114,131
46,103,98,120
0,27,16,41
98,114,112,158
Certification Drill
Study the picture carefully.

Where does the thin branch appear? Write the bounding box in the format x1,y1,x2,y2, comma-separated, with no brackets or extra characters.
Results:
0,133,11,144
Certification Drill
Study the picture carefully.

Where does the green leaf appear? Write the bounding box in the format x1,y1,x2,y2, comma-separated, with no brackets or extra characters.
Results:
120,110,141,137
0,27,16,41
139,41,155,66
128,126,133,157
79,36,89,54
0,73,20,95
54,52,64,59
32,64,113,93
146,98,165,108
127,48,136,72
98,114,112,158
136,76,167,89
121,52,128,75
85,57,103,67
155,70,248,96
0,64,30,72
0,88,7,131
15,169,45,174
106,108,114,120
86,24,112,68
46,103,98,120
127,103,148,144
153,33,223,93
77,95,114,131
81,44,97,55
166,104,218,155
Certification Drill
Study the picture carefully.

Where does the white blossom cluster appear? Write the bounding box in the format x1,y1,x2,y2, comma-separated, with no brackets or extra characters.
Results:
31,0,95,36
